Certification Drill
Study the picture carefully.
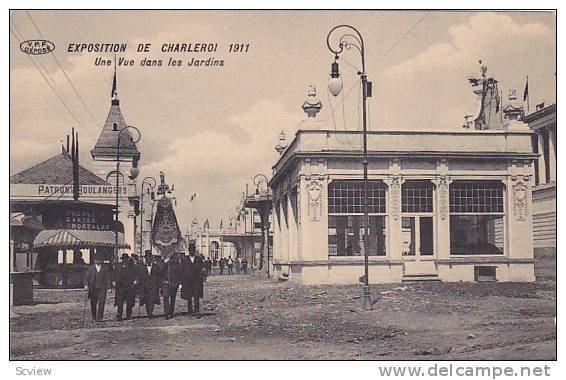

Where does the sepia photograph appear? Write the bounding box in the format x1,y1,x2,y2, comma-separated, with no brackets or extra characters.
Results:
7,7,558,372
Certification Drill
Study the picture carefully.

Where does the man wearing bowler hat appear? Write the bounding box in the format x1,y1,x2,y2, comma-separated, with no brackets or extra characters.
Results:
84,254,112,322
181,240,206,315
113,253,138,321
138,251,161,318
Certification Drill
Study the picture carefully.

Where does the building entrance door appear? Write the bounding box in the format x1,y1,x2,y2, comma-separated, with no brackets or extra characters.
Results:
402,216,435,274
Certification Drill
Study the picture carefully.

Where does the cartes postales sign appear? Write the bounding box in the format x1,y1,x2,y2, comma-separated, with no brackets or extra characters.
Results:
65,209,111,230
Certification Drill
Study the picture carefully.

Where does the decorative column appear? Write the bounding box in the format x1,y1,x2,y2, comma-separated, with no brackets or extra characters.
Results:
386,159,403,262
271,200,281,265
299,175,328,262
548,126,557,182
288,189,299,265
280,194,289,269
435,160,451,261
507,161,534,261
537,131,546,185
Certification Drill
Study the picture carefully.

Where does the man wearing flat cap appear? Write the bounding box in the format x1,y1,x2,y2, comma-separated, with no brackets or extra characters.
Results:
113,253,138,321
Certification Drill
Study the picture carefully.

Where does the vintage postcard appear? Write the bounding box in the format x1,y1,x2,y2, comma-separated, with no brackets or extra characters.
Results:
8,8,557,373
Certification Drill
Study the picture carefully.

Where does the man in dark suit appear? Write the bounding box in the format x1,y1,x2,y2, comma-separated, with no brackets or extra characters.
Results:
181,241,206,315
84,255,112,322
138,251,161,318
113,253,138,321
161,252,184,319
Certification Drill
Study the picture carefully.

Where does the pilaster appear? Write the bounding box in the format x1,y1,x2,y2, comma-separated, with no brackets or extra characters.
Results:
434,159,451,261
507,161,534,260
537,132,546,184
299,159,328,262
386,158,402,261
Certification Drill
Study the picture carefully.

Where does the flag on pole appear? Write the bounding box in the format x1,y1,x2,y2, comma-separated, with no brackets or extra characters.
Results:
523,76,529,101
523,76,529,112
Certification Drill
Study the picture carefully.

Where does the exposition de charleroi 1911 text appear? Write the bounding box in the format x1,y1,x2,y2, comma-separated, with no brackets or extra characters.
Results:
67,42,251,68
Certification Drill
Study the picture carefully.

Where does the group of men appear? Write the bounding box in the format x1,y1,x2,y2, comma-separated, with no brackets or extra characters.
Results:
218,256,248,275
84,242,206,323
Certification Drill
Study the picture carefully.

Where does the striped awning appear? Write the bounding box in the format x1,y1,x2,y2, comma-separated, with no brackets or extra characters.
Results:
33,229,130,249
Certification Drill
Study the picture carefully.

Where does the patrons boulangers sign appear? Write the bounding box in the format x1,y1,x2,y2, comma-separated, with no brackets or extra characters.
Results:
10,183,129,202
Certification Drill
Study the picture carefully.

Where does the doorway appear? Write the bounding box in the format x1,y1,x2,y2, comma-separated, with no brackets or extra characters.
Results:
401,216,434,258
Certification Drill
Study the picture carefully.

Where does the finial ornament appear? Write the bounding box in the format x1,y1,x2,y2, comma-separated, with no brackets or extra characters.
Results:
275,130,288,155
302,84,322,118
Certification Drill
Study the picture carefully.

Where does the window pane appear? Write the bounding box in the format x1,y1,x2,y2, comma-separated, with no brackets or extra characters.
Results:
328,215,386,256
328,181,386,214
450,215,504,255
449,181,504,213
402,181,433,213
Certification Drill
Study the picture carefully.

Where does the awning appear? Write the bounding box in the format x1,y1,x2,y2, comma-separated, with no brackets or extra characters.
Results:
33,229,130,249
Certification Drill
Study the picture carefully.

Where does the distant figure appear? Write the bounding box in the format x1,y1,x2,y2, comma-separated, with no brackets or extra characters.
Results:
227,256,234,275
242,258,248,275
113,253,138,321
235,257,241,274
138,252,161,318
84,255,112,322
205,257,212,276
181,241,206,315
219,258,225,275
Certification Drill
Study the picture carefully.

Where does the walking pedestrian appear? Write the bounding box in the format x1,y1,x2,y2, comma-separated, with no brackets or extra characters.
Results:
219,257,225,275
235,257,241,274
138,252,161,319
205,257,212,276
84,255,112,323
227,256,234,275
162,252,184,319
242,258,248,275
181,241,206,315
113,253,138,321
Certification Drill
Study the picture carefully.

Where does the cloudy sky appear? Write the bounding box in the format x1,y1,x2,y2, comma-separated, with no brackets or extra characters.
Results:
9,10,556,230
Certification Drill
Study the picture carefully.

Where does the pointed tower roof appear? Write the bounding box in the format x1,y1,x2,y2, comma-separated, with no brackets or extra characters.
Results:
91,66,140,160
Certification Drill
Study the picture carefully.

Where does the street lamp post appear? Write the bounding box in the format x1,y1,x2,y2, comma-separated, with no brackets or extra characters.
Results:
253,174,271,278
327,25,373,310
114,125,141,262
139,176,156,256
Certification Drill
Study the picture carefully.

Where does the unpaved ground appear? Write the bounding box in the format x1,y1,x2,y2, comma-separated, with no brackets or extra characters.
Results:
10,275,556,360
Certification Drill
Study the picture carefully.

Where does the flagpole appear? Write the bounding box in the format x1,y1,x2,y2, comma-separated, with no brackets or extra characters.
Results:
526,76,530,113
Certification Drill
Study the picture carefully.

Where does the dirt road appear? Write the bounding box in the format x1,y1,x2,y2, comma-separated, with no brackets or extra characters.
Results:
10,275,556,360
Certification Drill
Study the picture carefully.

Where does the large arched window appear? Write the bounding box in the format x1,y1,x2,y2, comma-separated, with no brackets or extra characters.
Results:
328,180,387,257
449,181,505,255
210,241,220,260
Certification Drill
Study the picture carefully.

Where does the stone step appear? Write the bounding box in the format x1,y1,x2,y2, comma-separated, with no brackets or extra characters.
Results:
401,273,441,282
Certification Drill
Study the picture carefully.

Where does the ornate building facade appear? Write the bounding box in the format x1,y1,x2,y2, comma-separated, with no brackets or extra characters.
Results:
268,85,537,284
525,103,556,256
